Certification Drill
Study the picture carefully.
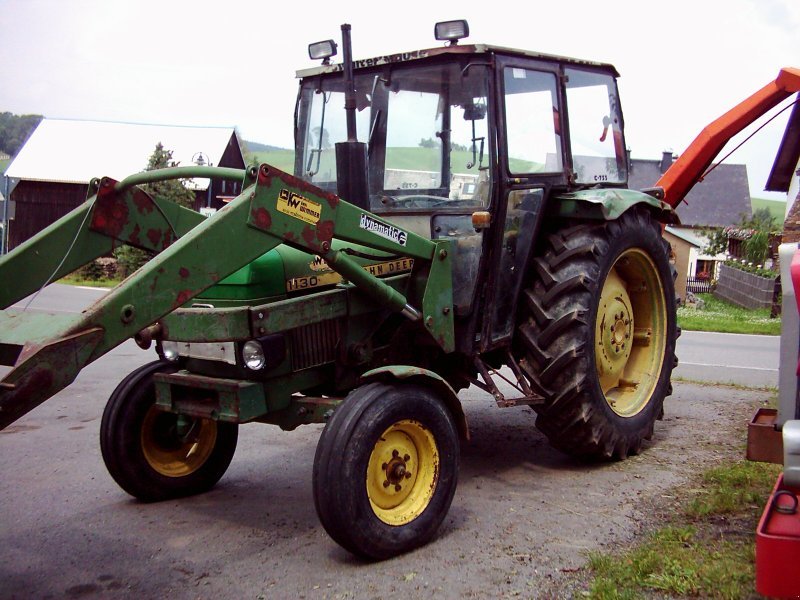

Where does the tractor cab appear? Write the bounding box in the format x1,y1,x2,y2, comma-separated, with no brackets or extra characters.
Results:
295,20,629,352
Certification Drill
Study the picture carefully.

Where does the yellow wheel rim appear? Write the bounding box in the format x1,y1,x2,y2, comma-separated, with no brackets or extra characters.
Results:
366,419,439,526
141,407,218,477
595,248,667,417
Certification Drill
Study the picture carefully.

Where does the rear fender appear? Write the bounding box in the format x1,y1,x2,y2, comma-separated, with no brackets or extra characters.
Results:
360,365,469,440
551,188,679,224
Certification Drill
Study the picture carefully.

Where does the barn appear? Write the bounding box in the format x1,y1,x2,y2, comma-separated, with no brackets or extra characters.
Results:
3,119,245,250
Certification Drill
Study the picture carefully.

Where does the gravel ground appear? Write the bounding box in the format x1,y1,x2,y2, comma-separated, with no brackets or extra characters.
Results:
0,350,769,600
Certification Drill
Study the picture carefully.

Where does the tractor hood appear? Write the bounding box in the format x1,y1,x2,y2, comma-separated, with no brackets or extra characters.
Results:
195,240,414,307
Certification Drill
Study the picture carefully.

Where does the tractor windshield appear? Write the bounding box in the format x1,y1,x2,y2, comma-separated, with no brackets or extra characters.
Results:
296,61,491,211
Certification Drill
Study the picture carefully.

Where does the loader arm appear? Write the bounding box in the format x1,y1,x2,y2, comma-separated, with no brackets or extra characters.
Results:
656,67,800,208
0,166,246,309
0,164,453,429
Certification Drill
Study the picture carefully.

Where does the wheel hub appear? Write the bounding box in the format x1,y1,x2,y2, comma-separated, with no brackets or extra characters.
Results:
594,248,667,418
141,408,217,477
366,420,439,526
382,450,413,491
596,269,634,387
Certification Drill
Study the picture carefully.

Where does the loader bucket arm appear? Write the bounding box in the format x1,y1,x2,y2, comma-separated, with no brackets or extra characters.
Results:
0,168,241,308
656,67,800,208
0,164,452,429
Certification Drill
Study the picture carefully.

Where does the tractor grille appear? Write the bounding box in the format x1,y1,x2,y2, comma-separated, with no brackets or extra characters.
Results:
289,319,340,370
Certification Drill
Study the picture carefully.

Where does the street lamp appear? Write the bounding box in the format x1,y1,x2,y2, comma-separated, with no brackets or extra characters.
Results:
191,152,213,209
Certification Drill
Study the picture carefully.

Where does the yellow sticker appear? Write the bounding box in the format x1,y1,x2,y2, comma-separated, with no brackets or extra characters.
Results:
309,255,333,273
277,189,322,225
286,258,414,292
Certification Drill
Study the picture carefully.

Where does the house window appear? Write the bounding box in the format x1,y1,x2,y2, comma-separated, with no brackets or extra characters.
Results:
695,259,715,279
728,238,744,259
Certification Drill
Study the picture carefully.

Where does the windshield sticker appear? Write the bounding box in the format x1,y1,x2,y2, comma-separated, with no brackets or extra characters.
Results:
359,214,408,247
277,189,322,225
287,258,414,292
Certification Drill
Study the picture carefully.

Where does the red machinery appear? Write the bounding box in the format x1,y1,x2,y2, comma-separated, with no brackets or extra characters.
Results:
656,66,800,598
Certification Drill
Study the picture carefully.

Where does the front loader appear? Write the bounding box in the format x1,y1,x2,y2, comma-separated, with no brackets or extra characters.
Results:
1,20,798,559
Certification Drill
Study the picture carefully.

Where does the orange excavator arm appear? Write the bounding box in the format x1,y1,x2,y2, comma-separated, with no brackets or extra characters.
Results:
657,67,800,208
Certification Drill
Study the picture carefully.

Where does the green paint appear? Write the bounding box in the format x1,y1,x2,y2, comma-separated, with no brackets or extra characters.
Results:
553,188,678,223
0,162,454,429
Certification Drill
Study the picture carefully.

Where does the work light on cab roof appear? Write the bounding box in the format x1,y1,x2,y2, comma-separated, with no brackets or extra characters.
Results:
308,39,337,64
434,19,469,44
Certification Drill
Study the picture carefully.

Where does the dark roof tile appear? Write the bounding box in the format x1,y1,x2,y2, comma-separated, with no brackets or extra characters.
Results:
628,159,750,227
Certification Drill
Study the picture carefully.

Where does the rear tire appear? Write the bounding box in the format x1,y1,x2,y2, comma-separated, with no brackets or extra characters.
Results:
516,208,677,459
100,361,238,501
313,382,459,560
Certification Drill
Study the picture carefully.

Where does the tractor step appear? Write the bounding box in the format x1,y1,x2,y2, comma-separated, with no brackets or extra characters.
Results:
471,354,544,408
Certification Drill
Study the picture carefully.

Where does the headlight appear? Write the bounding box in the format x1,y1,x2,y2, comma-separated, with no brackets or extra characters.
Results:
242,340,266,370
161,341,180,362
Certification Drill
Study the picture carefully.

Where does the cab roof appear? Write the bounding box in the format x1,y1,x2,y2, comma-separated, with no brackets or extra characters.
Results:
295,43,620,79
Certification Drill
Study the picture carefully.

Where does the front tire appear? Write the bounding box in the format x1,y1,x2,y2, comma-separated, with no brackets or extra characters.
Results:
100,361,239,501
516,207,677,459
313,382,459,560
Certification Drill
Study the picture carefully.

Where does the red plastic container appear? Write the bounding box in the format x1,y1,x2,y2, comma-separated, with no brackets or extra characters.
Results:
756,474,800,598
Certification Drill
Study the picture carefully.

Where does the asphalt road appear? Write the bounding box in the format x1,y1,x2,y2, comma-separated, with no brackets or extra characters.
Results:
673,330,780,387
7,282,108,314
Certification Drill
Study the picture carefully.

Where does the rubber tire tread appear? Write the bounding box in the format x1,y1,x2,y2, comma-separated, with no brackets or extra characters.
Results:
515,207,677,460
100,360,239,502
312,382,459,560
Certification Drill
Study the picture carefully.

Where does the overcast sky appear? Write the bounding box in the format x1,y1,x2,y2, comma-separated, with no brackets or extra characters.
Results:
1,0,798,200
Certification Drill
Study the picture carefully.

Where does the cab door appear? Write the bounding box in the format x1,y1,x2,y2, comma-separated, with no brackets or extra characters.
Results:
484,58,569,348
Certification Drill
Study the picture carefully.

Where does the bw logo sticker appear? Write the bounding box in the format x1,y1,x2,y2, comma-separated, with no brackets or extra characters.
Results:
277,189,322,225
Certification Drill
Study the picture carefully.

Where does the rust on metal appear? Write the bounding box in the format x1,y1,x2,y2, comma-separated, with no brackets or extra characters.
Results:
173,290,196,309
257,165,273,188
129,224,142,247
747,407,784,464
251,207,272,230
134,323,164,350
90,192,129,239
146,228,162,247
316,220,335,244
301,225,318,248
133,193,155,215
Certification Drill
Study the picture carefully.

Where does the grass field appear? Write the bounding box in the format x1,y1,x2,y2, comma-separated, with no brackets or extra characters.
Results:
677,293,780,335
0,157,10,175
587,459,781,599
751,197,786,224
248,147,537,177
247,149,295,173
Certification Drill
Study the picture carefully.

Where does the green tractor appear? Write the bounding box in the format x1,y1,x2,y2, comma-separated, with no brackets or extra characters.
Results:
1,20,681,559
